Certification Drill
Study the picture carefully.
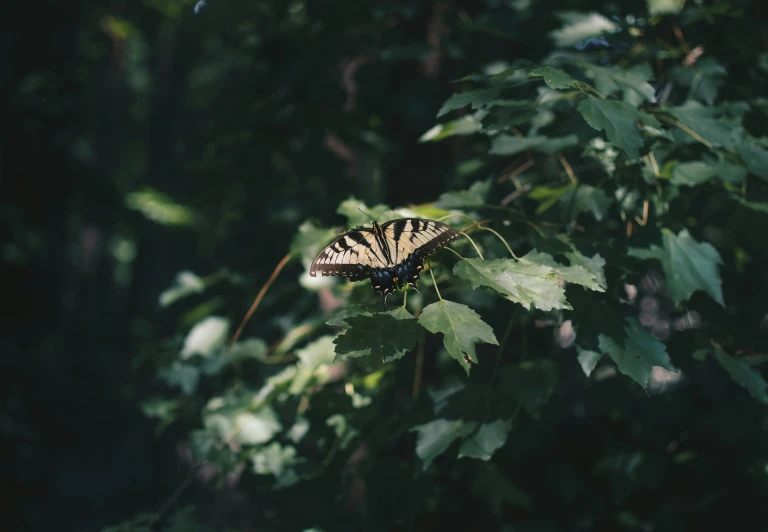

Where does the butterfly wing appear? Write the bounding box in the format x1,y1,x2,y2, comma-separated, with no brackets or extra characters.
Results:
309,229,388,278
380,218,459,265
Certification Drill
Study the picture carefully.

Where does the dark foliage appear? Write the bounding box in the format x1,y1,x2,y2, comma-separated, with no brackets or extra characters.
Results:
3,1,768,531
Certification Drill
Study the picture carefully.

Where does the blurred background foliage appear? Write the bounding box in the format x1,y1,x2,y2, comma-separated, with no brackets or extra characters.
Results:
3,0,768,530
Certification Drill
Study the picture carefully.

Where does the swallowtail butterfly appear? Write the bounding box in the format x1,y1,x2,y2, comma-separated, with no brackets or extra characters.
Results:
310,215,459,307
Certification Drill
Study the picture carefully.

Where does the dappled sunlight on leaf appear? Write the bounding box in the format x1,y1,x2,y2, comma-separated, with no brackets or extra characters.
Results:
181,316,230,359
418,300,498,374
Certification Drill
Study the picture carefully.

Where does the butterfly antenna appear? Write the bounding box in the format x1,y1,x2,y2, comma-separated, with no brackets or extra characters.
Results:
375,206,389,222
357,206,375,222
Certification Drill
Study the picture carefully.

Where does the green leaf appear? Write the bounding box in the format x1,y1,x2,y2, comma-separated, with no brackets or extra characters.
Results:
549,12,618,48
158,362,200,395
204,405,282,446
672,160,747,186
629,228,724,306
202,337,268,375
584,63,656,104
125,187,200,227
559,184,613,221
529,66,581,90
418,300,498,374
647,0,685,15
712,347,768,405
333,307,423,362
481,102,537,130
576,347,603,377
336,197,401,227
737,139,768,180
290,336,337,394
411,418,478,469
437,88,501,117
598,319,677,390
292,221,339,266
453,258,569,311
519,250,605,292
489,134,578,156
326,304,373,327
667,101,739,148
577,96,660,158
671,57,726,105
159,271,205,307
434,179,490,209
181,316,230,359
529,185,571,214
458,419,513,460
420,115,482,142
565,251,607,290
500,358,559,418
671,161,717,186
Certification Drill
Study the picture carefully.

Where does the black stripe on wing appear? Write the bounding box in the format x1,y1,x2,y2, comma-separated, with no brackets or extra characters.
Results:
381,218,459,258
310,229,376,278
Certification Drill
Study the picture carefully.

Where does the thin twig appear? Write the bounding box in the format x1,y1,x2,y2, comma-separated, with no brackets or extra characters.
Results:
655,114,714,149
498,158,536,184
479,226,519,260
459,232,484,259
228,253,293,351
500,184,532,207
557,154,578,185
427,260,443,300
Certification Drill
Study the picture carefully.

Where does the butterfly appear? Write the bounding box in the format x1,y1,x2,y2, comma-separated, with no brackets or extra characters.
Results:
310,213,459,307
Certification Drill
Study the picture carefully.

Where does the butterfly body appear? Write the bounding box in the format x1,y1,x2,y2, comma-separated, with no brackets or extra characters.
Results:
310,218,459,305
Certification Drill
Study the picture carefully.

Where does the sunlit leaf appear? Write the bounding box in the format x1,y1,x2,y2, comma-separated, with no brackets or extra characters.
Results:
336,197,402,226
549,12,618,48
333,308,423,362
519,250,604,292
420,115,482,142
418,300,498,374
577,347,603,377
181,316,229,359
125,188,199,227
453,258,569,311
648,0,685,15
159,270,205,307
629,228,724,306
291,336,337,394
